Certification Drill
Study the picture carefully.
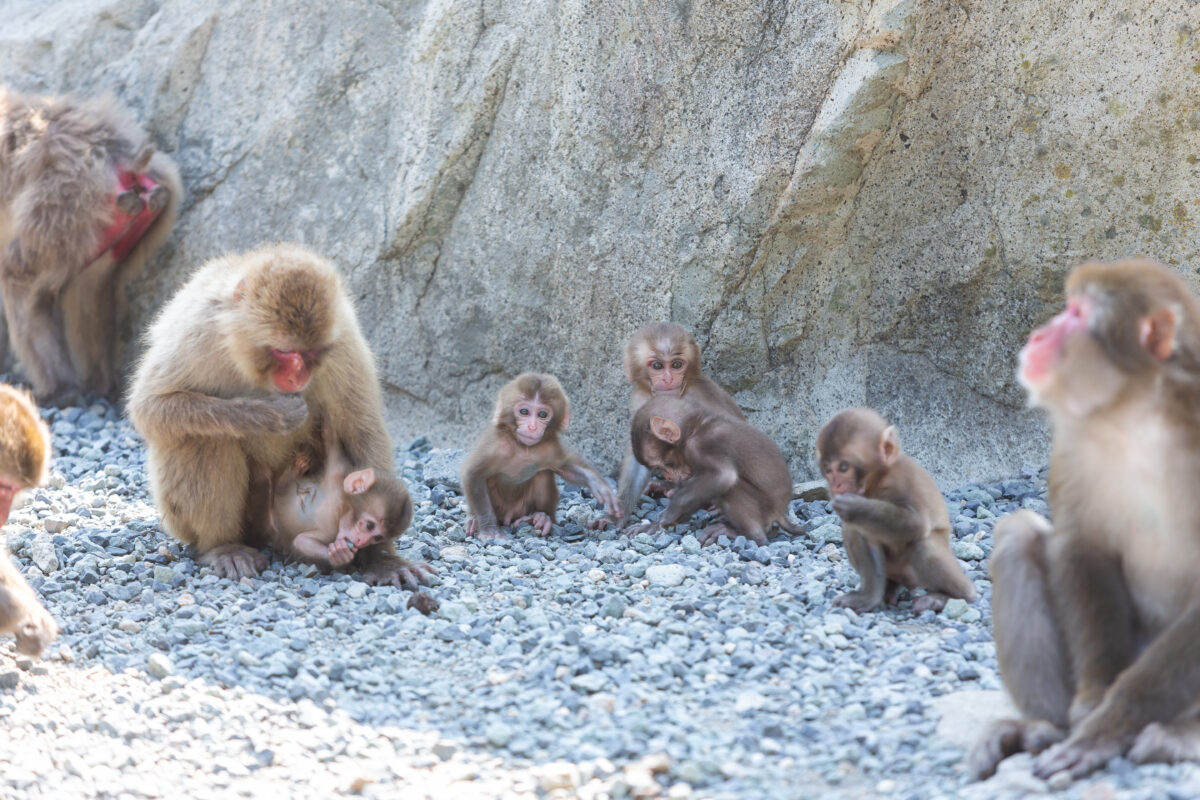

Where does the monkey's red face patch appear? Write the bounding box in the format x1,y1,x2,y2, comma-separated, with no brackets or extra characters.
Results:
271,349,311,393
1019,296,1090,388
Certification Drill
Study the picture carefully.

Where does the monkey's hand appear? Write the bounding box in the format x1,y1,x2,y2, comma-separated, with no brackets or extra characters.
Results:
834,590,884,614
1032,731,1125,780
363,559,438,591
268,393,310,434
326,537,355,568
199,543,268,580
831,492,871,520
465,516,507,541
968,719,1066,781
513,512,553,537
622,521,660,538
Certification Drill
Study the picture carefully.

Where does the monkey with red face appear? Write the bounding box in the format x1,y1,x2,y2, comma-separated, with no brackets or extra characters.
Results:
971,258,1200,780
461,373,621,540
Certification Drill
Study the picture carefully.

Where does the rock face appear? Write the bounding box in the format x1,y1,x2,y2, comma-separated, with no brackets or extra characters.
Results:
2,1,1197,483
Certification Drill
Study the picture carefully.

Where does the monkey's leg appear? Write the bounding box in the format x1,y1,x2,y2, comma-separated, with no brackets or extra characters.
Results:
968,511,1071,780
1130,720,1200,764
712,495,771,546
909,540,978,612
514,472,557,536
617,448,653,518
0,273,76,401
0,553,58,656
834,528,887,613
150,438,265,580
62,253,120,396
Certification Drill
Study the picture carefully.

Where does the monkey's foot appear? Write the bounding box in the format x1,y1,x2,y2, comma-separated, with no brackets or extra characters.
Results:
147,184,170,213
1033,733,1122,780
969,718,1065,780
513,512,553,537
1130,722,1200,764
468,523,508,542
622,521,660,538
833,590,883,614
364,560,438,590
912,591,949,613
116,188,143,215
200,543,268,580
407,591,440,616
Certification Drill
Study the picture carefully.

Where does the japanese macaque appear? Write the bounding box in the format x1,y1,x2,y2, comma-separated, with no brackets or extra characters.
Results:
461,373,622,540
970,258,1200,780
0,385,57,655
129,244,423,586
617,322,745,516
816,408,976,614
262,417,434,588
0,87,182,403
630,394,801,546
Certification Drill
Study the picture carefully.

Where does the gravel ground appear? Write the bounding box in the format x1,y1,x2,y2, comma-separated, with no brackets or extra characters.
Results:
0,398,1198,799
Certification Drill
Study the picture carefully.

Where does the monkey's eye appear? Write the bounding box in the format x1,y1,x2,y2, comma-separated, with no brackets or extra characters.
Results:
537,410,549,420
518,407,530,416
365,520,376,532
651,361,664,370
838,462,850,473
671,359,684,370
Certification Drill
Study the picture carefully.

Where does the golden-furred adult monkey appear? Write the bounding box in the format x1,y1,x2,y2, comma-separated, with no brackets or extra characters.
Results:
128,244,423,586
617,322,745,517
0,86,182,403
0,384,58,655
971,258,1200,780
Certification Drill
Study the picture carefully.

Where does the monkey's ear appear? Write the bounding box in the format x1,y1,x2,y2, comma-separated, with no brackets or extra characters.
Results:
1139,307,1177,361
879,426,900,466
650,416,681,444
344,468,376,495
559,408,570,432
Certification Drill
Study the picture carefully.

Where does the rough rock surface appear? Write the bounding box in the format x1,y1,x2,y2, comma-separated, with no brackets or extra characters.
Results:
2,1,1198,483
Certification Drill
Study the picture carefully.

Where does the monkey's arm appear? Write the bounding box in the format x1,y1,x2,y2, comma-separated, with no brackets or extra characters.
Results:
290,530,338,567
661,463,738,526
324,341,394,471
129,390,308,438
830,494,926,546
555,456,622,519
617,449,653,517
461,453,503,536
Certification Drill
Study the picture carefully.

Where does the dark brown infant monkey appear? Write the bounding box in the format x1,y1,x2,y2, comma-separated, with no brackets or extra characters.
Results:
461,373,621,540
264,418,433,588
630,394,801,546
816,408,976,614
0,384,57,655
972,258,1200,780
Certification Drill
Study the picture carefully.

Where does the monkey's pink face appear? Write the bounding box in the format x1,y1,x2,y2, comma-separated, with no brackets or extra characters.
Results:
820,457,861,496
646,355,687,394
513,399,553,446
270,348,318,393
1019,296,1090,391
337,507,388,551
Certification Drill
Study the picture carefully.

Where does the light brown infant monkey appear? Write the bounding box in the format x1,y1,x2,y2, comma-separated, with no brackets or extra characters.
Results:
817,408,976,614
266,421,433,586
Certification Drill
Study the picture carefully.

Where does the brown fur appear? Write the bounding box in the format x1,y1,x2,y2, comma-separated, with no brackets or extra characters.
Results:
618,322,745,516
0,384,57,655
631,394,798,546
972,258,1200,780
0,86,182,402
127,244,416,583
461,373,619,539
816,408,977,614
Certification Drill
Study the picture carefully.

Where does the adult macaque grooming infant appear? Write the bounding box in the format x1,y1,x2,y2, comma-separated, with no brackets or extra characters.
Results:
265,418,433,587
0,384,57,655
816,408,975,614
0,87,181,402
461,373,621,540
972,258,1200,780
630,395,801,546
617,322,745,515
129,244,423,586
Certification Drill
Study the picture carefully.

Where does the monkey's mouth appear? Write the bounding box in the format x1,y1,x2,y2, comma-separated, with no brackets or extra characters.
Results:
515,431,543,447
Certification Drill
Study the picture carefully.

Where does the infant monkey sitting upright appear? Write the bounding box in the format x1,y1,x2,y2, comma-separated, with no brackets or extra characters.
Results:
817,408,976,614
265,419,433,586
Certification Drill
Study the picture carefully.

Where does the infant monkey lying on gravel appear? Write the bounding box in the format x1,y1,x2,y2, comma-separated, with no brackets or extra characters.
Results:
263,418,435,591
